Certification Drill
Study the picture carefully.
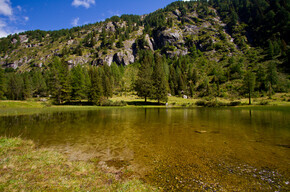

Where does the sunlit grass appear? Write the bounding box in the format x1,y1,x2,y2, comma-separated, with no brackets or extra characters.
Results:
0,137,156,192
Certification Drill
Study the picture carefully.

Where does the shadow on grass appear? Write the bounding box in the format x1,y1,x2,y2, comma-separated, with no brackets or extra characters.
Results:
126,101,164,106
61,101,95,106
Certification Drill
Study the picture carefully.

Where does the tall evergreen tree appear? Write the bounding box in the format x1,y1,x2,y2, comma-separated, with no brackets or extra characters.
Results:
135,53,153,102
152,54,168,104
32,69,47,97
244,69,256,105
102,64,113,99
22,73,33,99
48,57,71,104
6,73,24,100
0,68,5,99
88,67,103,105
71,65,86,101
266,62,278,97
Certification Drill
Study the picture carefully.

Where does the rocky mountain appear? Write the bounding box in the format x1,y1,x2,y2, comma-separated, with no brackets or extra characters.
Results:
0,1,262,70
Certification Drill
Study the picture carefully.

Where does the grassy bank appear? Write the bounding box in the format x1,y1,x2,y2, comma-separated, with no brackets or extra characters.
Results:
0,137,156,192
0,93,289,112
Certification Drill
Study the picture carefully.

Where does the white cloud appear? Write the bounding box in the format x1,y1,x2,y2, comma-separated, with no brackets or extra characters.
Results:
0,19,22,38
71,17,80,26
72,0,95,9
0,0,13,16
16,5,22,12
24,16,29,21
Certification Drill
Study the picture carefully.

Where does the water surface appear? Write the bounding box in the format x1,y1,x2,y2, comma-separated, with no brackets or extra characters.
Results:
1,107,289,191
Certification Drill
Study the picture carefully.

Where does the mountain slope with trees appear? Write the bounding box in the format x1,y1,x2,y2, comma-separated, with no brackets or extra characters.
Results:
0,0,289,104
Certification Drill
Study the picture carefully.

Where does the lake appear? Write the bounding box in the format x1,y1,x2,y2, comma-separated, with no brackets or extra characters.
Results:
0,107,289,191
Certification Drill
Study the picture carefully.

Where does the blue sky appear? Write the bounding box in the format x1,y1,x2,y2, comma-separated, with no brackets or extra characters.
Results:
0,0,180,37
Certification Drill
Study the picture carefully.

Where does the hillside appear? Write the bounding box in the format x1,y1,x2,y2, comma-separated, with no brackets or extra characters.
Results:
0,0,289,104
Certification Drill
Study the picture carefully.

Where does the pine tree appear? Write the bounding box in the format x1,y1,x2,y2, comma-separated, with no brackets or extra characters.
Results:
102,64,113,99
88,67,103,105
135,52,153,102
110,62,121,88
0,68,5,99
48,57,71,104
32,69,47,97
22,73,33,99
152,54,168,104
6,73,24,100
244,69,256,105
266,62,278,97
71,65,86,101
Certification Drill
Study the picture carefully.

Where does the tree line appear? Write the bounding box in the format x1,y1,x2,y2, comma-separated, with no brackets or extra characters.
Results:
0,49,288,105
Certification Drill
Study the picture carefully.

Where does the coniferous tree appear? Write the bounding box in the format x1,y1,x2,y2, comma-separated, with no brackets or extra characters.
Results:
110,62,121,88
135,52,153,102
102,64,113,99
88,67,103,104
32,69,47,97
71,65,86,101
48,57,71,104
266,62,278,97
6,73,24,100
22,73,33,99
244,69,256,105
0,68,5,99
152,54,168,104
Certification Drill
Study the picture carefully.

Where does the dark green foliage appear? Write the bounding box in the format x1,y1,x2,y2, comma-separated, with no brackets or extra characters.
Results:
135,51,154,102
22,73,33,99
48,57,71,104
31,69,47,97
152,54,168,104
0,68,5,99
70,65,87,101
110,62,121,88
6,73,24,100
266,62,278,96
243,69,256,105
102,64,113,99
88,67,103,105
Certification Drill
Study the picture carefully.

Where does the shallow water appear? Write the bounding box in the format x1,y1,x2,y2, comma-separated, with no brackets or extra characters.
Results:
0,107,289,191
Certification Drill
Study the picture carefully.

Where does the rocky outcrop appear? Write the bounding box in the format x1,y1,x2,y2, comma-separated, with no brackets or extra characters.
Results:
105,22,116,32
166,48,188,58
113,50,135,66
145,34,154,51
104,54,114,66
67,56,90,67
154,27,184,48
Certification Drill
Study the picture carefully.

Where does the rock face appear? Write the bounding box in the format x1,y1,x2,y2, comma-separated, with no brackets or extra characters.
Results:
105,22,116,32
154,27,184,48
113,50,135,66
67,56,90,67
104,54,114,66
145,34,154,51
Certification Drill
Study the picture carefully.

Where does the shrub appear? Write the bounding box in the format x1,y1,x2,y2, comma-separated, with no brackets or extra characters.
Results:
100,99,127,106
229,101,241,106
259,101,269,105
196,100,206,106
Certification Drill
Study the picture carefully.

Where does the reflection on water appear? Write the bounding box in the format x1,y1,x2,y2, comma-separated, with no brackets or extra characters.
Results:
0,107,289,190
